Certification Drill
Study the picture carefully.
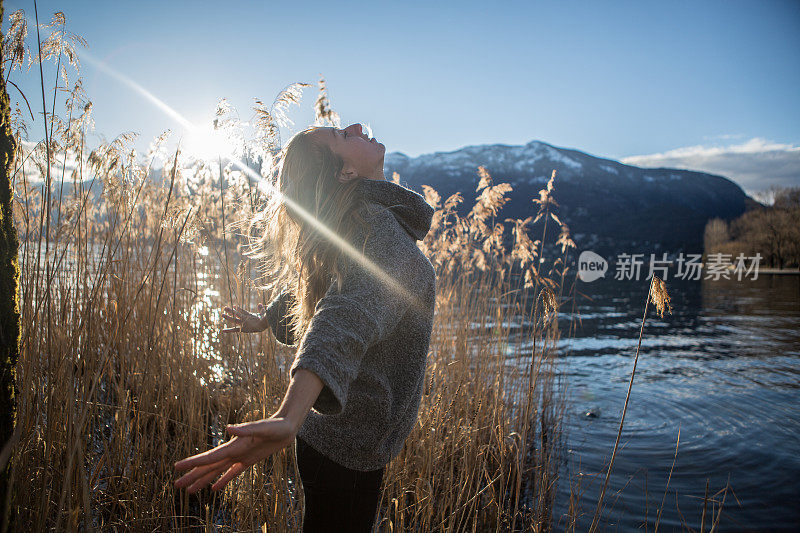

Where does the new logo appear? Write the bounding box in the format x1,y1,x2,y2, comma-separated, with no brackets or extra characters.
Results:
578,251,608,282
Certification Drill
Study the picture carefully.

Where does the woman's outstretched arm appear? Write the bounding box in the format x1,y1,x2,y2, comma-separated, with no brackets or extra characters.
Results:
262,291,297,346
220,291,297,346
174,368,323,493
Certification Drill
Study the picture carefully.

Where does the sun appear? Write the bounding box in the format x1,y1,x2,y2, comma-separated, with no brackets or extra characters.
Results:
183,124,238,162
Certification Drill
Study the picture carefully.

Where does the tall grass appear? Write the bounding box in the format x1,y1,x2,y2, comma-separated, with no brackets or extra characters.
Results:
1,8,731,532
2,11,576,530
6,103,573,532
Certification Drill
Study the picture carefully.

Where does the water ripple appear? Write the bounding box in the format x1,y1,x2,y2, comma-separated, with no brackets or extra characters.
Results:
549,274,800,530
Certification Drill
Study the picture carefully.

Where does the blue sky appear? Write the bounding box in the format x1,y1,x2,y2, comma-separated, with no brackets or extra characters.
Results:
4,0,799,195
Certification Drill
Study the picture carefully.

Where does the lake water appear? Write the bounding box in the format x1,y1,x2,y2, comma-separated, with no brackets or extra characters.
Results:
544,274,800,531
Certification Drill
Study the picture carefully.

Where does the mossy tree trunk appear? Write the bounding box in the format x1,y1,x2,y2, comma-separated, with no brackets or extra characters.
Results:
0,0,20,527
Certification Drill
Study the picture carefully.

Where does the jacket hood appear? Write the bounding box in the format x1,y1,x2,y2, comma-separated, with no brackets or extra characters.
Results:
355,179,434,241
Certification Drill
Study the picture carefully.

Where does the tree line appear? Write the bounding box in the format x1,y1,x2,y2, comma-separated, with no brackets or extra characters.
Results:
704,186,800,269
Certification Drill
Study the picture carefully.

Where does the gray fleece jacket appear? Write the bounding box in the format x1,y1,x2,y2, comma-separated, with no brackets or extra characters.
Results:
263,179,436,471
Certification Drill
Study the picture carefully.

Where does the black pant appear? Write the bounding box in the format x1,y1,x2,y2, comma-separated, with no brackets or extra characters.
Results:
295,436,385,533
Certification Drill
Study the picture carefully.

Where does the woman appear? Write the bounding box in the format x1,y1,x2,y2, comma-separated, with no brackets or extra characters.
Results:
174,123,437,532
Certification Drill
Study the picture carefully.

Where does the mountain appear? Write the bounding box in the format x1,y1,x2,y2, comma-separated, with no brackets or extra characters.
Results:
384,140,749,258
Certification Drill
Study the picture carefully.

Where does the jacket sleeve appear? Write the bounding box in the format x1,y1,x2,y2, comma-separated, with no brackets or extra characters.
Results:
263,291,297,347
289,206,429,416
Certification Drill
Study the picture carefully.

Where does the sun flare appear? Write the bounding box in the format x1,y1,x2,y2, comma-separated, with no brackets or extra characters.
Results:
184,124,238,162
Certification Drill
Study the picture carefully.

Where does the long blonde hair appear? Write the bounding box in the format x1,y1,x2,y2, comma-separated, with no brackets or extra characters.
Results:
249,126,371,338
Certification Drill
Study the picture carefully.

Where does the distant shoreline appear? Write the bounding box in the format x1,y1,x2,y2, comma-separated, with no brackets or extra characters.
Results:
753,268,800,275
600,262,800,278
606,261,800,272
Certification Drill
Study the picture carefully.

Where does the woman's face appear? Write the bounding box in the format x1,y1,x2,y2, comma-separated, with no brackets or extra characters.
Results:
312,124,386,181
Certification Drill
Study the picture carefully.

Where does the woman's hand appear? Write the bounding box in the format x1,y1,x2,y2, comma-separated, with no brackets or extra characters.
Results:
174,417,297,494
221,304,267,333
175,369,324,494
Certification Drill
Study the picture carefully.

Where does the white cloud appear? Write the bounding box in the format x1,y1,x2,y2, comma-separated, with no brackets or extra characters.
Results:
701,133,746,142
15,140,84,184
620,137,800,197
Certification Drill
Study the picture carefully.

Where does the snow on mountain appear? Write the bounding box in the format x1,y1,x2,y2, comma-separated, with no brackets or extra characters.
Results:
385,140,585,180
384,138,751,256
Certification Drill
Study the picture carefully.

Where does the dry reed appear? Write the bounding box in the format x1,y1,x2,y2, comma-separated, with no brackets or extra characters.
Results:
1,8,729,532
2,12,574,529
